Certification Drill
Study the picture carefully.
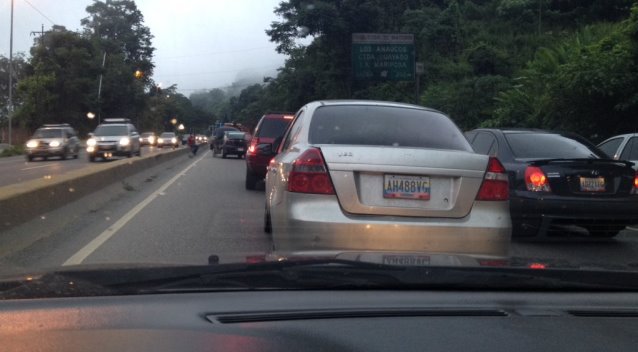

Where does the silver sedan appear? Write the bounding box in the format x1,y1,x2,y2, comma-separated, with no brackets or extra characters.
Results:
265,100,512,258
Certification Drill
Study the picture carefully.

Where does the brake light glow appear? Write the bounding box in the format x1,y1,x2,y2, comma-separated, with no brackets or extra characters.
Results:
529,263,547,270
476,157,509,201
283,115,294,119
632,172,638,194
287,148,335,195
525,166,551,192
248,138,258,154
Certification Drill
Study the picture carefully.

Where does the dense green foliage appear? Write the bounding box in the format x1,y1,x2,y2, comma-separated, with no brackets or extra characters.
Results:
6,0,638,141
193,0,637,141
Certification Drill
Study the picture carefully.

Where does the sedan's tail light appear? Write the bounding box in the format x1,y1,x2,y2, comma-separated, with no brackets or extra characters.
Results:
288,148,335,195
525,166,551,192
632,172,638,194
476,157,509,201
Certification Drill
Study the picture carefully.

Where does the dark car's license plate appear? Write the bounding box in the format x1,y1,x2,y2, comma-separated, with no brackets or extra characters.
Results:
580,177,605,192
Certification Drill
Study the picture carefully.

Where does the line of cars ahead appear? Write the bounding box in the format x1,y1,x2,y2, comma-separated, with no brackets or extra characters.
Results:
24,118,208,162
233,100,638,259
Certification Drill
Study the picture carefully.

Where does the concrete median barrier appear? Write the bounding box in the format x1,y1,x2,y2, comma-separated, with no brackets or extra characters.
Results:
0,147,189,231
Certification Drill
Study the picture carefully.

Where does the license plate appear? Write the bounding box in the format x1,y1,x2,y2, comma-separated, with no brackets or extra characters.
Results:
383,174,430,200
382,255,431,266
237,148,244,152
580,177,605,192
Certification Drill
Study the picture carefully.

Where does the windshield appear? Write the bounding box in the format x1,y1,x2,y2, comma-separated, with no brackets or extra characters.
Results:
2,0,638,299
32,129,63,139
93,125,127,137
505,133,603,159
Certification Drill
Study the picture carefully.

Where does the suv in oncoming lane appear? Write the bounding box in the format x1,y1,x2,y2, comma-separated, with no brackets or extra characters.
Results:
24,124,80,161
86,118,142,162
245,112,294,190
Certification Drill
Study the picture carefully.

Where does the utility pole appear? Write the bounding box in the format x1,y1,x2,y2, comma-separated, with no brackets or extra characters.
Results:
97,52,106,124
30,24,45,43
8,0,14,145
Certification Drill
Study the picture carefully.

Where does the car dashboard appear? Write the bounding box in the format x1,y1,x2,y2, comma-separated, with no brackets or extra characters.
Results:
1,289,637,351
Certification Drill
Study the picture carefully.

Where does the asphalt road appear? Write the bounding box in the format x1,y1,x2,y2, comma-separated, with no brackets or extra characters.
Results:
0,148,637,274
0,145,184,187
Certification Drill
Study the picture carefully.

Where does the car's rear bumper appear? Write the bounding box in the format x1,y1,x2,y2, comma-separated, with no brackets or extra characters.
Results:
510,192,638,237
223,145,246,154
271,193,511,258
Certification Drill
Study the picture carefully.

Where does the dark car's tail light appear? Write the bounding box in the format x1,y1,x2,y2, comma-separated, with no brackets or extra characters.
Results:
632,171,638,195
476,157,509,201
525,166,551,192
288,148,335,195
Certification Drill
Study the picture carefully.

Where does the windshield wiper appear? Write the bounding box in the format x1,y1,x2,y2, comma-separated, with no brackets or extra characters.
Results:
3,260,638,299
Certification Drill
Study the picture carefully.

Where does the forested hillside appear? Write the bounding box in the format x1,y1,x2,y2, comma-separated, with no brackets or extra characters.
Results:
192,0,637,141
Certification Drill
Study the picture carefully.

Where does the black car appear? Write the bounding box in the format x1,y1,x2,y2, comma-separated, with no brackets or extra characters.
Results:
210,126,239,156
465,128,638,238
221,131,247,158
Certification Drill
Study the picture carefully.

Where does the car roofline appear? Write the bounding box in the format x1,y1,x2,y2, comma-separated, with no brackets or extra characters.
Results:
307,99,444,114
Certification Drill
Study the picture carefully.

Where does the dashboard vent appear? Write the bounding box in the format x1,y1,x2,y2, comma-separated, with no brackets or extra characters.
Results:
207,309,507,324
568,310,638,318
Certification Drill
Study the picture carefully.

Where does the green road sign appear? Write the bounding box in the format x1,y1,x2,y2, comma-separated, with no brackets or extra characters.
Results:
352,33,415,81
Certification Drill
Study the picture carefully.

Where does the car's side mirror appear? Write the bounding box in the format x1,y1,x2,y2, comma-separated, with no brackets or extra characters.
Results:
257,143,273,155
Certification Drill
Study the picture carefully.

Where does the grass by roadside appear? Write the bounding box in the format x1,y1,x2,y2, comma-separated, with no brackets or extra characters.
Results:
0,145,25,158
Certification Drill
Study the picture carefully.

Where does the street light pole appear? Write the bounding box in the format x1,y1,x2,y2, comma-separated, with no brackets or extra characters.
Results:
8,0,14,145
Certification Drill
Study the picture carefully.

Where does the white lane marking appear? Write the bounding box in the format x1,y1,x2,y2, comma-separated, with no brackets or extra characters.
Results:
21,164,55,171
63,151,209,266
627,226,638,232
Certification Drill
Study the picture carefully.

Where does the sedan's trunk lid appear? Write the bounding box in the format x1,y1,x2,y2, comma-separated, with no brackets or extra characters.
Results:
318,145,490,218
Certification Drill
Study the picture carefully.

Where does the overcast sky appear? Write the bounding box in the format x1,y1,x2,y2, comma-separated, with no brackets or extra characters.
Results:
0,0,289,94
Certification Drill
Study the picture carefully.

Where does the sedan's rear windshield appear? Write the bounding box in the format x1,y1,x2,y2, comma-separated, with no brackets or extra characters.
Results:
308,105,471,151
505,133,604,159
256,119,290,138
33,129,63,138
94,125,127,136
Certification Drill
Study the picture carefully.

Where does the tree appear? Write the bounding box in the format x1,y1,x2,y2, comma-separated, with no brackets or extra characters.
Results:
0,53,29,124
14,26,98,133
81,0,155,119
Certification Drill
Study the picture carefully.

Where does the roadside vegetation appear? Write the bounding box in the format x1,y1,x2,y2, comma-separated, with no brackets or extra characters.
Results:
2,1,637,142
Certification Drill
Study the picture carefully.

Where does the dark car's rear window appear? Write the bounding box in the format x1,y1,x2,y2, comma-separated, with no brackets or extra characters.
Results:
215,127,238,138
227,132,246,139
308,105,471,151
256,118,290,138
505,133,603,159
